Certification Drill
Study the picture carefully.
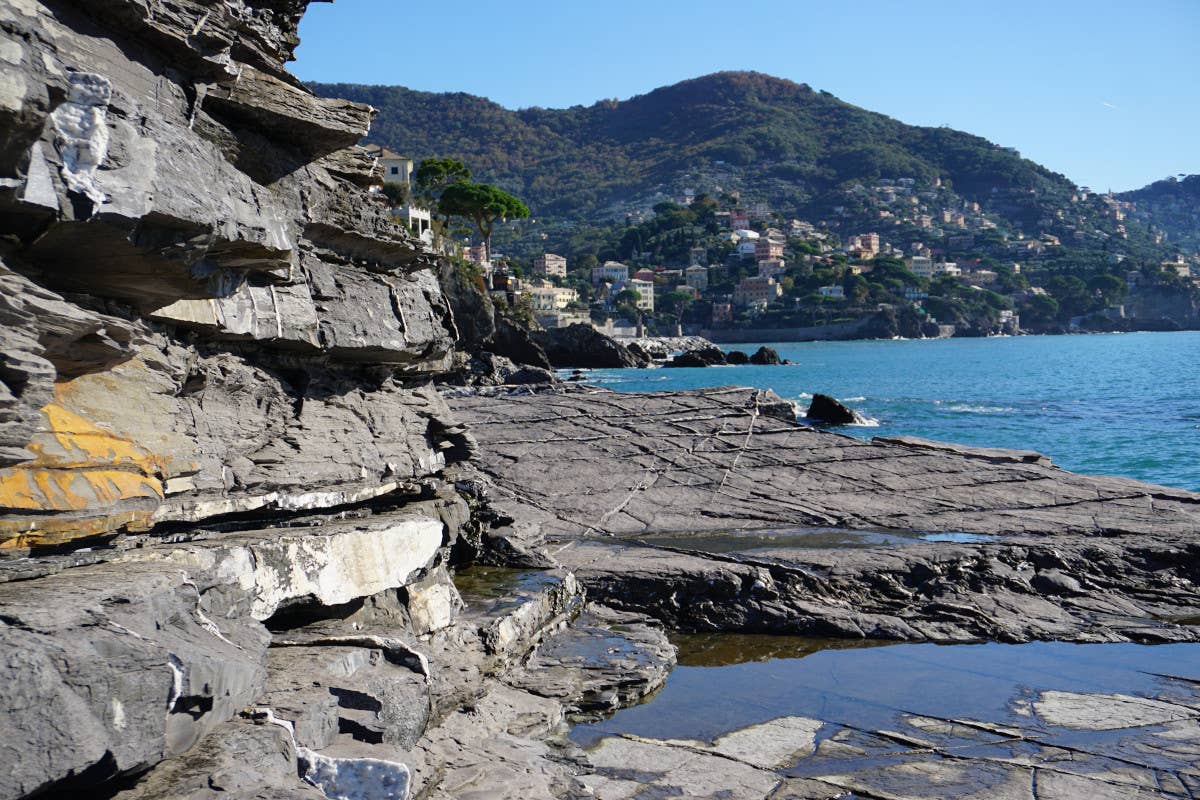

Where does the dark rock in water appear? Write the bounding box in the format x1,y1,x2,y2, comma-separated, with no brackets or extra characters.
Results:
749,346,782,365
534,324,647,369
725,350,750,364
806,393,865,425
665,345,727,368
626,342,653,362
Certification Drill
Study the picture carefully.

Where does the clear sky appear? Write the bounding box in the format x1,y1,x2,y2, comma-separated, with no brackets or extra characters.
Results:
293,0,1198,192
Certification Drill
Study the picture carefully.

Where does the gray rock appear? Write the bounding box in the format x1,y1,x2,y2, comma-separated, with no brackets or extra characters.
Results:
262,645,430,750
875,434,1053,465
505,604,676,719
110,716,325,800
805,392,865,424
533,323,647,369
447,385,1200,642
0,561,269,799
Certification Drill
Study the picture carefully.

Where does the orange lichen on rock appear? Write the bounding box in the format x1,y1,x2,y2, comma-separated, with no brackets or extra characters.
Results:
0,509,155,550
0,400,166,547
0,467,163,511
26,402,167,473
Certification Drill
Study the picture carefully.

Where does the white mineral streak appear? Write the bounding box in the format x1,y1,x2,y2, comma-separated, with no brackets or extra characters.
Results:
243,519,444,619
251,708,413,799
151,482,410,524
51,72,112,207
120,517,444,621
299,749,411,800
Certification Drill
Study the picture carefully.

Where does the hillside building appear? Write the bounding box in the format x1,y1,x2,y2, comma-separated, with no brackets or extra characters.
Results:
533,253,568,278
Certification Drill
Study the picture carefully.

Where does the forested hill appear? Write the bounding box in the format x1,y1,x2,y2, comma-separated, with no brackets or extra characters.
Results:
309,72,1076,223
1118,175,1200,254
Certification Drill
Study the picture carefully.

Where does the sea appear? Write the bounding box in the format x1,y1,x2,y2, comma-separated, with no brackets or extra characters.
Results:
581,330,1200,492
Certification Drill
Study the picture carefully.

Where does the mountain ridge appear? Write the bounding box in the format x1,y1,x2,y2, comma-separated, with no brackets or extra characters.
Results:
310,71,1075,222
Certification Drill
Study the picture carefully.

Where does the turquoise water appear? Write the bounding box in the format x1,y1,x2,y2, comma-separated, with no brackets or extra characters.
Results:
583,331,1200,491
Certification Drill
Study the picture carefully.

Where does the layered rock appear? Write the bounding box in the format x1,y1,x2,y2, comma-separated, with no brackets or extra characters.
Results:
0,0,460,553
0,1,477,797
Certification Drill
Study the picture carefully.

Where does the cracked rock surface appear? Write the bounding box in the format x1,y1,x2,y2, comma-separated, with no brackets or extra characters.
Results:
448,385,1200,642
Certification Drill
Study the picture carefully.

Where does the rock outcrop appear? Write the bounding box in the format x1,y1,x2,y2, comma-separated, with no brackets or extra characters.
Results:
533,323,647,369
805,392,867,424
0,0,462,555
448,385,1200,644
748,345,782,365
665,344,727,367
0,1,475,796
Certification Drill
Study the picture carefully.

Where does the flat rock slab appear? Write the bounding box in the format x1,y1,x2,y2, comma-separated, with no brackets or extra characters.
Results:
449,386,1200,642
449,385,1200,539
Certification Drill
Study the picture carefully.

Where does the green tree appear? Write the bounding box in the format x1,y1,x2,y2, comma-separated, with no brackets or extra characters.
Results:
438,182,530,261
661,290,694,316
413,158,471,207
1088,273,1128,307
380,182,409,207
1045,275,1092,318
1022,293,1060,324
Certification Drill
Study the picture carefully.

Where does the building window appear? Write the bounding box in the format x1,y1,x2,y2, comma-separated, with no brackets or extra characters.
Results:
390,166,399,175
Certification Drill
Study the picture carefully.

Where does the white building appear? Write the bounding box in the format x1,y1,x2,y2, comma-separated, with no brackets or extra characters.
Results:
527,283,579,312
909,256,933,278
394,205,432,244
592,260,629,285
934,261,961,277
366,145,413,185
533,253,568,278
628,278,655,312
685,264,709,292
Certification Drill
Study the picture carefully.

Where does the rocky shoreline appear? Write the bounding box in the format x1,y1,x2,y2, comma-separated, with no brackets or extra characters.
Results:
0,2,1197,799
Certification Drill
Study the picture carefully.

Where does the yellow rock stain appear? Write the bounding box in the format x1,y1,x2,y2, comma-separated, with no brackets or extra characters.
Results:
0,395,167,547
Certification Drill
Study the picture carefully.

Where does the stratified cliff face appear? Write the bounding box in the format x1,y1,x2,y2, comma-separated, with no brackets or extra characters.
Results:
0,2,471,797
0,0,463,551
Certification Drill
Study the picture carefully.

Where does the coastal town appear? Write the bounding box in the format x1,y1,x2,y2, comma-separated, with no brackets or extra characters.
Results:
368,146,1200,340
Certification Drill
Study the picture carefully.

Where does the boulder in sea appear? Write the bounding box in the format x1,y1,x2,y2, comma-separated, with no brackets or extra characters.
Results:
806,393,867,425
725,350,750,365
749,346,782,365
665,345,727,368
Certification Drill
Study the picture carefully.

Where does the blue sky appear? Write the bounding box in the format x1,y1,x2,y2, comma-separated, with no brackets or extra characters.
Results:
293,0,1198,192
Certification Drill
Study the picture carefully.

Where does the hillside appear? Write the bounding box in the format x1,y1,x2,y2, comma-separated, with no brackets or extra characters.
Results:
310,72,1076,223
1119,175,1200,254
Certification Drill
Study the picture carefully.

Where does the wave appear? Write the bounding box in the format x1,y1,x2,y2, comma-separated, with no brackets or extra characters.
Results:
848,417,881,427
843,396,866,402
943,404,1016,414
